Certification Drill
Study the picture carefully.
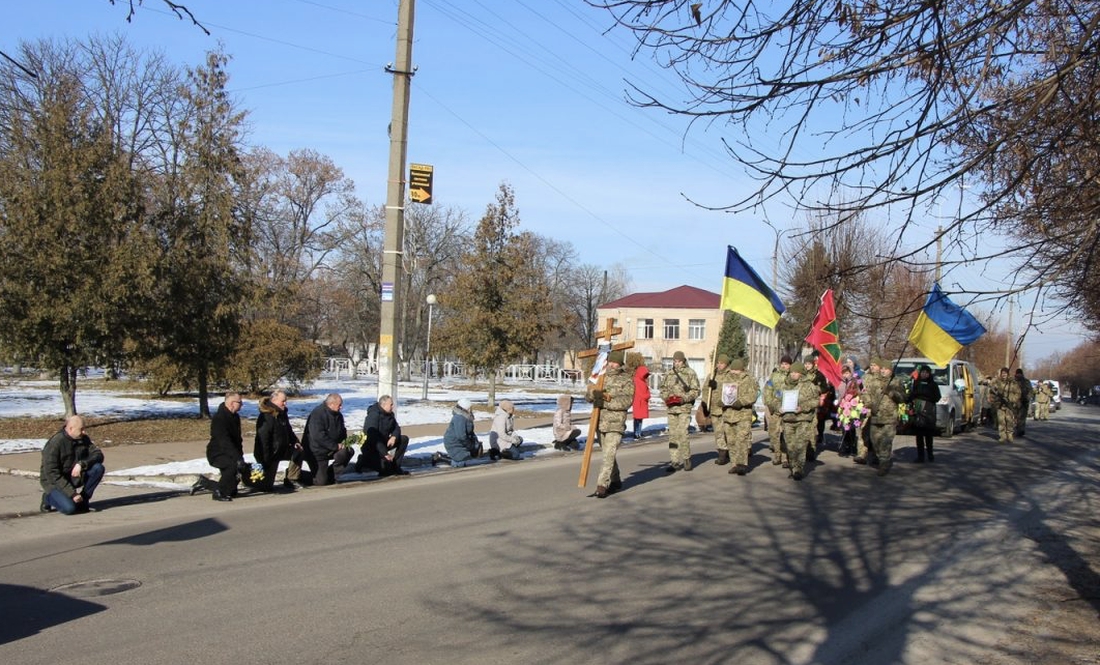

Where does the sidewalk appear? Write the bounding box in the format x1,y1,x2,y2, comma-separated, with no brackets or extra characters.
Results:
0,413,593,519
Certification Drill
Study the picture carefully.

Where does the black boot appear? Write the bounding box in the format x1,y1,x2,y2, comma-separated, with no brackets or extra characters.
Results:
914,442,925,463
927,441,935,462
714,449,730,465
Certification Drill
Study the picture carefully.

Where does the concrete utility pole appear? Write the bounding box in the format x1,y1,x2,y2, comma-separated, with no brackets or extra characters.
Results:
378,0,416,401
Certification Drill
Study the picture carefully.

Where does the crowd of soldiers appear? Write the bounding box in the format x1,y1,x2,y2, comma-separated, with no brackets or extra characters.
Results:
587,346,1051,498
707,354,912,481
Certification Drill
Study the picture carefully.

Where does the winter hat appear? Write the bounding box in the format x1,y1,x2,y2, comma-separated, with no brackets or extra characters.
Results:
608,350,625,365
457,398,472,411
673,351,687,362
716,353,730,365
500,399,514,414
730,358,745,370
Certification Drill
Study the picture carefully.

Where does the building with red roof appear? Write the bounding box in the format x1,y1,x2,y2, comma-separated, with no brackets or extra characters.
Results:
596,285,779,380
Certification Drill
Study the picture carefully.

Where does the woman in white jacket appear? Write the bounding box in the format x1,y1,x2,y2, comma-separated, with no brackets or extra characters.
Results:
489,399,524,460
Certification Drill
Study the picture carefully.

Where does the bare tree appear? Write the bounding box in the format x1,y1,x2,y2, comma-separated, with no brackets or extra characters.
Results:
589,0,1100,336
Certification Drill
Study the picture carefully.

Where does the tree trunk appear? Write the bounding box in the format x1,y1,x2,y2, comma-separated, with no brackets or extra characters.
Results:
197,366,211,418
59,363,78,418
487,372,497,409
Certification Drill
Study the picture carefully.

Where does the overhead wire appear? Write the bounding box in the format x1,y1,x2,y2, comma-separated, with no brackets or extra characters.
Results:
134,0,738,284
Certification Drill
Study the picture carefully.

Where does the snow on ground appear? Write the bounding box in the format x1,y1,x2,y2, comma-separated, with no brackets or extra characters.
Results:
0,376,669,482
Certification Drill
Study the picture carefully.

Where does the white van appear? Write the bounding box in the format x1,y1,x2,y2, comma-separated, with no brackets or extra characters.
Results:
892,357,986,437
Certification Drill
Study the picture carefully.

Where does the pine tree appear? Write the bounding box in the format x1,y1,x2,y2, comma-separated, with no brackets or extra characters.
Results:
715,312,748,361
145,50,251,417
0,53,155,417
435,183,552,405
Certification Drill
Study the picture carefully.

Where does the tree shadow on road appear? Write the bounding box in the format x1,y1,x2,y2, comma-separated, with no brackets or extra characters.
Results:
416,414,1100,664
0,583,105,645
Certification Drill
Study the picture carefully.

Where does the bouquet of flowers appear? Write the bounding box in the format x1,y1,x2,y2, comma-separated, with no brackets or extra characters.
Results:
836,393,869,431
344,431,366,450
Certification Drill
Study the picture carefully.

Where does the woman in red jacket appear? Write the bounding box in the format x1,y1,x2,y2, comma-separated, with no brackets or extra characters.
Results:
632,363,651,439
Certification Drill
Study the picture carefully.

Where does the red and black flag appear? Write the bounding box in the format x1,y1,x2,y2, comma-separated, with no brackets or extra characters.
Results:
805,289,843,387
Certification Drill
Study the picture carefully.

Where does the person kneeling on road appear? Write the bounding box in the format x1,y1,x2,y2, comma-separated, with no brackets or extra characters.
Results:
356,394,410,476
193,392,245,501
437,398,482,467
40,415,105,514
489,399,524,460
304,393,351,486
552,395,581,450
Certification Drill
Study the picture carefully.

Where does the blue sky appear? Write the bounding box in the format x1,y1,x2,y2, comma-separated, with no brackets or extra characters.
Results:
2,0,1085,362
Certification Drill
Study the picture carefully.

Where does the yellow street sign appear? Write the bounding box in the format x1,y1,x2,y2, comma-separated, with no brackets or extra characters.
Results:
409,163,433,204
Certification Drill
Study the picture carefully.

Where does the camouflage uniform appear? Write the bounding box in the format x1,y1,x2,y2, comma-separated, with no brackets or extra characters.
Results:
856,368,882,463
590,363,635,490
706,364,734,462
1014,372,1032,436
660,358,700,470
989,372,1022,443
780,370,819,479
764,365,789,464
865,371,907,474
720,366,761,473
1035,382,1052,420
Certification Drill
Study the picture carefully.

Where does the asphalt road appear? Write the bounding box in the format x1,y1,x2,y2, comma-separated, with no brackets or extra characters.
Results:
2,407,1098,665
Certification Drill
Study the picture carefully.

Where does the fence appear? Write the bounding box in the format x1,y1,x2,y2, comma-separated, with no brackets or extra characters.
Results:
322,358,582,385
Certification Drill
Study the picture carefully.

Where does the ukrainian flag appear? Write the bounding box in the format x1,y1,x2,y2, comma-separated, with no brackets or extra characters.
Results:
907,283,987,366
720,246,785,328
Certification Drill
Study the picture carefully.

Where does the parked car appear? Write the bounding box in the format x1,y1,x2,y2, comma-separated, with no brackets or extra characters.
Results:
893,357,986,437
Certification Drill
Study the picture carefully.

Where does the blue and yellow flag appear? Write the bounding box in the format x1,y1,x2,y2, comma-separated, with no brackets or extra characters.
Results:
720,246,785,328
907,283,986,366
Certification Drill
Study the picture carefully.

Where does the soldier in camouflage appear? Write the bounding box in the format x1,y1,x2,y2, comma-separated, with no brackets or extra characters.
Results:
706,353,734,465
660,350,700,472
720,357,762,476
765,355,792,466
588,349,635,498
989,367,1022,444
864,359,908,476
854,358,882,466
1034,381,1053,420
1014,368,1032,437
780,362,819,481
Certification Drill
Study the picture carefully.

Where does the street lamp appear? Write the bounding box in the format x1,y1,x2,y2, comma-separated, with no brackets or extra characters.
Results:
422,294,437,400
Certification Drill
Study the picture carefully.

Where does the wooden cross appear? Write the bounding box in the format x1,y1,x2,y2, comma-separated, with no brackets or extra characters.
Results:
577,317,634,488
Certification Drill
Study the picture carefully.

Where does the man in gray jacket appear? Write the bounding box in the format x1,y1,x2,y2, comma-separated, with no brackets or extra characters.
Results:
40,415,105,514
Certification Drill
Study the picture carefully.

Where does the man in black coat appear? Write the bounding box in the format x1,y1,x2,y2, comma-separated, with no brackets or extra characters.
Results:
255,389,300,492
303,393,349,486
356,395,410,476
40,415,105,514
196,393,244,501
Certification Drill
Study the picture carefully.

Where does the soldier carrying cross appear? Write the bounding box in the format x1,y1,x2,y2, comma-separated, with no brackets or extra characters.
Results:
578,318,634,498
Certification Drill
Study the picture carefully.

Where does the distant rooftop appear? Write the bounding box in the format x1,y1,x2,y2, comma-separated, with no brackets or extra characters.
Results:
602,285,720,310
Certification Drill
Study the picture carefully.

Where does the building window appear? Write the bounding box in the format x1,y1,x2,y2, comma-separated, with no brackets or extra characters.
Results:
637,318,654,340
688,318,706,340
663,318,680,340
